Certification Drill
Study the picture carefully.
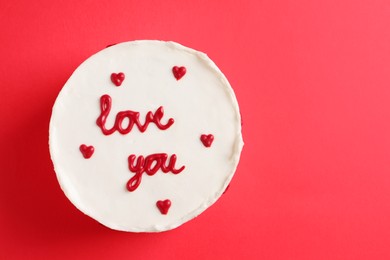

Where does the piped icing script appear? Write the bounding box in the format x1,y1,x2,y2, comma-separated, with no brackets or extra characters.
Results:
93,70,186,192
96,94,175,135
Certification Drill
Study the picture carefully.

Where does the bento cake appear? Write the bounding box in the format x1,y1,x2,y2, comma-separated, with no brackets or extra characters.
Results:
49,40,243,232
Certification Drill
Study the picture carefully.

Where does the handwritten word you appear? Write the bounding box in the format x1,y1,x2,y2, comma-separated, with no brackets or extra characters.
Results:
127,153,185,191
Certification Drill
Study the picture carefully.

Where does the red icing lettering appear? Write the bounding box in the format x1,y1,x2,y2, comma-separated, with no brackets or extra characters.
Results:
96,94,174,135
126,153,185,192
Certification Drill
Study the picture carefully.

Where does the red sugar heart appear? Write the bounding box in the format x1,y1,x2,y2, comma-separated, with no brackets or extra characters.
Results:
172,66,186,80
79,144,94,159
200,134,214,148
156,199,171,215
111,72,125,86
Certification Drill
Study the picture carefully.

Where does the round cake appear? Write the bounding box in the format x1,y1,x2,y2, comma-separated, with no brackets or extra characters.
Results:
49,40,243,232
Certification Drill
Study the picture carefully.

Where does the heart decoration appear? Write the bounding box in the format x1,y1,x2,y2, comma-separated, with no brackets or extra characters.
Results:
172,66,186,80
156,199,171,215
200,134,214,148
79,144,94,159
111,72,125,86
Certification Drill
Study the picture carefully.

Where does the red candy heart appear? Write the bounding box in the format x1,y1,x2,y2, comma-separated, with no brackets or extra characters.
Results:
79,144,94,159
172,66,186,80
200,134,214,148
156,199,171,215
111,72,125,86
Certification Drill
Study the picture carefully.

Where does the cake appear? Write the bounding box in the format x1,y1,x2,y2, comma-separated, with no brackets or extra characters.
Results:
49,40,244,232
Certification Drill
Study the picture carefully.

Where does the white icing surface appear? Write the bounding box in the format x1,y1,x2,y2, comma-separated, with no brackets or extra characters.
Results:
49,40,243,232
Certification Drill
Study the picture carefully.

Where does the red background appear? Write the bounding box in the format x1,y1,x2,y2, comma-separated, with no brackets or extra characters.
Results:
1,0,390,259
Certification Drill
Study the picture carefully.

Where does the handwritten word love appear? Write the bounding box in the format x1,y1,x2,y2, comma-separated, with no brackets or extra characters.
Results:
96,94,174,135
127,153,185,191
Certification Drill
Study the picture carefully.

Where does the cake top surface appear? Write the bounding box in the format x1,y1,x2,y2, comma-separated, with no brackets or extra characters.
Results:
49,40,243,232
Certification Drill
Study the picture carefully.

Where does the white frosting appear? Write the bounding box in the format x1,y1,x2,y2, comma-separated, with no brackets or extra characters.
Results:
49,40,243,232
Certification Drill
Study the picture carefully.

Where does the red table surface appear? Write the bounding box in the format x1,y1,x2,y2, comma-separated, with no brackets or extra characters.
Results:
1,0,390,259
